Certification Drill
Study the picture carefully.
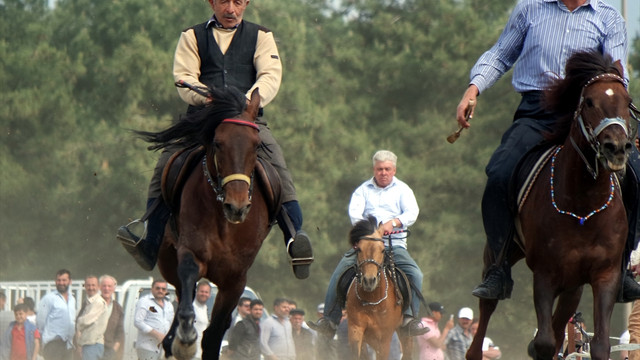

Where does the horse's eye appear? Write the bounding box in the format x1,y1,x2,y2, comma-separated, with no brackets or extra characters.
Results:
585,98,594,108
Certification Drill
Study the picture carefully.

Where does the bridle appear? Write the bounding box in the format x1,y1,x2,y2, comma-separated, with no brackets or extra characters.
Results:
354,235,389,306
202,118,260,202
571,73,631,179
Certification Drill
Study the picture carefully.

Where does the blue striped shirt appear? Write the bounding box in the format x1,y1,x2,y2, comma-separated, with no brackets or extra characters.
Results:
470,0,628,94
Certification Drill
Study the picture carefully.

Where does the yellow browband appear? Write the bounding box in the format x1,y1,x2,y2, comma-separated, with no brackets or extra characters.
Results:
221,173,251,187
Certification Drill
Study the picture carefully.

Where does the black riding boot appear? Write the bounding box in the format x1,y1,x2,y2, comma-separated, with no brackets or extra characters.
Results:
277,200,313,279
116,198,171,271
472,262,514,300
618,161,640,303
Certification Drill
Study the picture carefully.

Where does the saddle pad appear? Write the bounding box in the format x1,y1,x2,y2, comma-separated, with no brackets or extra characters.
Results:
516,146,557,211
161,146,205,210
511,144,558,250
256,157,283,223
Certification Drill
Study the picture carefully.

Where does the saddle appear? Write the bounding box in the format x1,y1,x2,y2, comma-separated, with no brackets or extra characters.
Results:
335,252,412,313
161,146,283,223
510,143,558,250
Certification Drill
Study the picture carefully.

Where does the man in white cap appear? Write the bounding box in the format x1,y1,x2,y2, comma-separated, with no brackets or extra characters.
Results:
316,304,324,320
444,307,474,360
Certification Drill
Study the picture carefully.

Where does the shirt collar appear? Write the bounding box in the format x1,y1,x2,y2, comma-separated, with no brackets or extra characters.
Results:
206,15,241,30
367,176,397,189
545,0,596,11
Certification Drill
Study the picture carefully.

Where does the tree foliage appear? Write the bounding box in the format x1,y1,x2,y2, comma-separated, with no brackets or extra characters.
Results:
1,0,638,356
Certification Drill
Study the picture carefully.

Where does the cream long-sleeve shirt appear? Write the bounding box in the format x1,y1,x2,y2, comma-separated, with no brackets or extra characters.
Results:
76,294,109,346
173,22,282,107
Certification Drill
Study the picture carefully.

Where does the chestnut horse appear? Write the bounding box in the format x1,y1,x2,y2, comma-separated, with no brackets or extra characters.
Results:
346,216,413,360
137,86,271,360
468,51,635,360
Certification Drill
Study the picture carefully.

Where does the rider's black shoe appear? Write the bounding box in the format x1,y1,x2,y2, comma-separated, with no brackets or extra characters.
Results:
398,318,430,337
471,264,514,300
618,270,640,303
117,220,157,271
287,230,314,280
307,318,337,338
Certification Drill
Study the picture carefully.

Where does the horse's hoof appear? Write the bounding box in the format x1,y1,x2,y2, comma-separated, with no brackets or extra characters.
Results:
288,230,314,279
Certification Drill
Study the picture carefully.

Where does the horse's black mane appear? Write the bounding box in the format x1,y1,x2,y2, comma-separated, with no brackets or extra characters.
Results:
349,215,379,247
544,50,623,144
136,86,247,150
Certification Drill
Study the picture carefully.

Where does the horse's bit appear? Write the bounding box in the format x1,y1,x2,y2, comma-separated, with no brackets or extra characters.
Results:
202,118,259,202
572,73,631,179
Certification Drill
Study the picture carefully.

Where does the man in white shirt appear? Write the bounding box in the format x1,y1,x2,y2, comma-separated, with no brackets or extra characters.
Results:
37,269,77,360
309,150,427,337
134,279,174,360
193,280,211,360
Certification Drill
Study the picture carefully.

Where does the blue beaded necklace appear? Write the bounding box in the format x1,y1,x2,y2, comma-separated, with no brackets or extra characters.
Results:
550,146,616,225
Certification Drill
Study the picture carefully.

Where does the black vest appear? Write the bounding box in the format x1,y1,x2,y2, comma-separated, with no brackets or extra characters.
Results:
188,20,262,114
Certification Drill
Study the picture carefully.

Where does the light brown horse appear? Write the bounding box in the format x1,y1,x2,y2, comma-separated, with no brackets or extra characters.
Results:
346,216,413,360
468,51,634,360
136,86,272,360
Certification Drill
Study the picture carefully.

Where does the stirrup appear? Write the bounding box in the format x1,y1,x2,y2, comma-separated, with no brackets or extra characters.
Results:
307,318,336,338
286,231,314,279
116,219,156,271
116,219,147,247
399,318,430,337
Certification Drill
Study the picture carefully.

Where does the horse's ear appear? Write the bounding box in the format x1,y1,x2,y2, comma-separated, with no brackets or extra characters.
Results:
613,60,624,77
246,88,261,120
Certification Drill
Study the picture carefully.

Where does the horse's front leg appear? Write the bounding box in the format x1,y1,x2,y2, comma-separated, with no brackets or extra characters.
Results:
467,298,498,360
171,251,202,360
375,332,394,360
551,287,583,357
399,332,413,360
202,281,246,360
347,322,365,360
590,272,619,360
531,273,557,360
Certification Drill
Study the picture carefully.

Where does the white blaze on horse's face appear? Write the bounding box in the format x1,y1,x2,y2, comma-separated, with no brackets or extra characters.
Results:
605,88,614,96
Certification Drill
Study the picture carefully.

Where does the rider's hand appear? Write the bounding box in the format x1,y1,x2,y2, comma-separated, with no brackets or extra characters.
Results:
456,85,479,128
381,220,397,235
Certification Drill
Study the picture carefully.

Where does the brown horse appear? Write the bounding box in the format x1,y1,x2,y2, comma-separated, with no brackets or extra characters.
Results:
136,86,271,360
468,51,635,360
346,216,413,360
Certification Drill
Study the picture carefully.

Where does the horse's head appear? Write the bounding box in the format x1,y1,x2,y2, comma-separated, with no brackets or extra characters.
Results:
575,72,633,173
546,51,634,177
209,88,261,224
350,216,386,292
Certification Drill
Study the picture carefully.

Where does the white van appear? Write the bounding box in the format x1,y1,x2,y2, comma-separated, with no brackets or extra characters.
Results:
0,278,264,360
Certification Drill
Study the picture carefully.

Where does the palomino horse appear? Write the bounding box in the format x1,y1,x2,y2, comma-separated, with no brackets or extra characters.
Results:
136,86,272,360
346,216,413,360
468,51,635,360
